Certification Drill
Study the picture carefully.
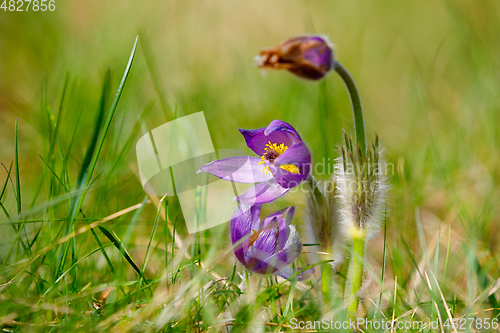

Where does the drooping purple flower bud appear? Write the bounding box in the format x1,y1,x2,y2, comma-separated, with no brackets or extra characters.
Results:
230,204,313,280
256,36,334,80
198,120,311,204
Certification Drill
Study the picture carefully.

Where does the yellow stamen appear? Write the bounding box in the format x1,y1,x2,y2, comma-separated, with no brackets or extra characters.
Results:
280,164,300,174
258,141,300,175
248,229,260,248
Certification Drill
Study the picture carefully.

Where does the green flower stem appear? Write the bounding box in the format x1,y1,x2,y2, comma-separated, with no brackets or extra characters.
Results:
333,61,366,157
348,234,366,316
340,245,352,298
321,255,333,306
245,269,252,302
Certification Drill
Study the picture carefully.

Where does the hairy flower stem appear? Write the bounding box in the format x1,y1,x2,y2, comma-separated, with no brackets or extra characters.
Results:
333,61,366,157
348,234,366,316
321,255,333,306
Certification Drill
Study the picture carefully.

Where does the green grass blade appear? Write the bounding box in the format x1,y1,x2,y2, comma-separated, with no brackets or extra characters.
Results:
97,225,145,280
48,73,69,165
134,195,165,305
122,196,149,248
76,70,110,187
443,225,451,278
42,243,112,297
55,244,111,285
0,162,13,204
61,107,84,187
38,153,69,192
56,37,139,280
141,35,172,120
106,100,155,180
14,119,21,215
84,36,139,189
434,226,440,275
376,209,388,321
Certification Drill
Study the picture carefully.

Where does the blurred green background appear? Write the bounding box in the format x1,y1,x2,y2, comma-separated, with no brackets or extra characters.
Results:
1,0,500,330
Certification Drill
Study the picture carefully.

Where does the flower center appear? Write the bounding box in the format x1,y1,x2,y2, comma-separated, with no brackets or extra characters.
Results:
258,141,300,175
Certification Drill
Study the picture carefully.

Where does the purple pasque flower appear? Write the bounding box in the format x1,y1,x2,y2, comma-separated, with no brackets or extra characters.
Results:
198,120,311,205
256,35,334,80
231,204,312,280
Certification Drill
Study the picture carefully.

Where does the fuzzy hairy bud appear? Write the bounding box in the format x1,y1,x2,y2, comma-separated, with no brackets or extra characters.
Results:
304,179,344,266
335,132,389,240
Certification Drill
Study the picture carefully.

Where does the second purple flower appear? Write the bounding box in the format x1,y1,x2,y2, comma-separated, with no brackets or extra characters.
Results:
230,204,311,280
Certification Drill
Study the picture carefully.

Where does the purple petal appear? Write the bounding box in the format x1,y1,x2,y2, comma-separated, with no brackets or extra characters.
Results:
261,207,287,228
250,225,302,274
279,207,294,251
260,215,279,231
273,224,302,264
264,120,302,143
261,206,294,251
248,261,273,275
304,37,333,72
239,120,302,157
274,142,311,180
274,142,311,166
239,127,296,157
245,227,278,269
257,36,333,80
249,250,287,274
236,179,289,205
198,156,272,183
230,204,261,265
269,164,304,189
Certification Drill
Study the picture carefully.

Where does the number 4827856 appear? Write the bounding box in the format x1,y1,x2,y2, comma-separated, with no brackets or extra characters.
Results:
1,0,55,11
